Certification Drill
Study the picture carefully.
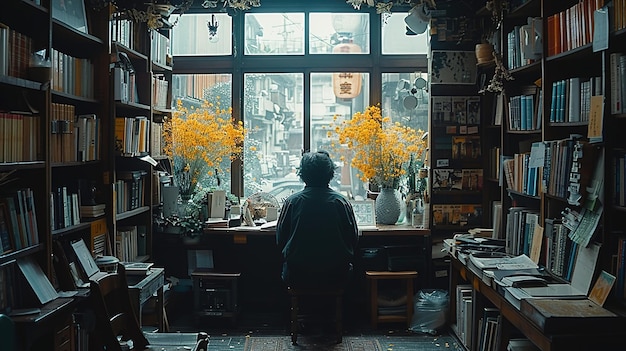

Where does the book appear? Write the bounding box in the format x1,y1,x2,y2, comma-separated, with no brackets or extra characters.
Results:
121,261,153,275
588,270,616,307
520,298,619,334
0,203,12,254
16,256,59,305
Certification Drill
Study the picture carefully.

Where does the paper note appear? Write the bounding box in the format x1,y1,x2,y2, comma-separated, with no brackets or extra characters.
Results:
589,270,616,307
592,8,609,52
530,224,544,264
587,95,604,142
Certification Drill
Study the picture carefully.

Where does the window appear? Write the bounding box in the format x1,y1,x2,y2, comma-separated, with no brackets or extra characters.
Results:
171,6,428,203
244,13,304,55
381,12,429,55
309,13,369,54
171,13,232,56
242,73,303,199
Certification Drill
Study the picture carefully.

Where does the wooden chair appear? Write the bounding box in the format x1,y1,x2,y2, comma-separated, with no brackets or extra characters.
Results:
89,263,208,351
288,286,343,345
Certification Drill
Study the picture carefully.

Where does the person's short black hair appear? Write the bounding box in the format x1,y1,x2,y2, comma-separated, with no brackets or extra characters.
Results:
297,151,336,186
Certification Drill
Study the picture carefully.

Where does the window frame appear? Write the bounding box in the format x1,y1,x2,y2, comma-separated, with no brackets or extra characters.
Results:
172,4,428,197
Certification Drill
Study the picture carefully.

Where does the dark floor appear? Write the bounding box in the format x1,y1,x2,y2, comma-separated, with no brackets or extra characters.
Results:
160,290,463,351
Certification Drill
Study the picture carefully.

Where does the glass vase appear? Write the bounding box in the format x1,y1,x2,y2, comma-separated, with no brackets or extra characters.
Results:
375,187,402,225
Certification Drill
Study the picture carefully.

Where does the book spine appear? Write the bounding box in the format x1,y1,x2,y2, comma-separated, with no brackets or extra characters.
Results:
610,53,622,114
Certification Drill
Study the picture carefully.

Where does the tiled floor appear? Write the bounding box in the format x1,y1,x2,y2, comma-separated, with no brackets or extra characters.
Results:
163,291,463,351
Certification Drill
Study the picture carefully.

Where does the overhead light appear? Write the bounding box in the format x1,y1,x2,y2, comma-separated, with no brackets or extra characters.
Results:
404,4,430,35
207,14,219,42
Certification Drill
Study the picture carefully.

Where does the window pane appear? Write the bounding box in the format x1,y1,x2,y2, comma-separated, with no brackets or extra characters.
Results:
171,14,232,56
381,12,429,55
311,72,370,200
170,74,234,194
381,72,429,134
309,13,369,54
243,73,304,202
244,13,304,55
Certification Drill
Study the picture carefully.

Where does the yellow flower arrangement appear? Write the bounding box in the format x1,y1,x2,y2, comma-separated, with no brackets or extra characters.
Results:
328,105,426,189
163,100,246,197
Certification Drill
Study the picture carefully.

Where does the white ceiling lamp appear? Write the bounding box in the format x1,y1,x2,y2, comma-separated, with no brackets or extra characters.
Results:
404,2,432,35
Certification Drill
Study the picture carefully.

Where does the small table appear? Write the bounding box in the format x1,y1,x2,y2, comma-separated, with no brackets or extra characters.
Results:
126,267,165,331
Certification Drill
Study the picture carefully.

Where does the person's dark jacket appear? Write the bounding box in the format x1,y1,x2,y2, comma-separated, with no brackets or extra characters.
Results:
276,186,359,288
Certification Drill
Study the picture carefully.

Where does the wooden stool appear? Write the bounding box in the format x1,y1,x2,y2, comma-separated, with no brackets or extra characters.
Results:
288,286,343,345
366,270,418,329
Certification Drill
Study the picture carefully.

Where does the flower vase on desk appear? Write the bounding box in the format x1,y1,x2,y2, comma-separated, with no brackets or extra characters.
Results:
375,187,401,225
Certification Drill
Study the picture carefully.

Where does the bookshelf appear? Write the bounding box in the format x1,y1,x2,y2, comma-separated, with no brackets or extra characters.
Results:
108,16,173,264
0,0,111,349
448,0,626,350
427,1,487,247
1,1,171,348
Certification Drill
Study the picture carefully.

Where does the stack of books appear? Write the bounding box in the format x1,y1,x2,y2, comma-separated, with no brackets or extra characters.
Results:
80,204,105,218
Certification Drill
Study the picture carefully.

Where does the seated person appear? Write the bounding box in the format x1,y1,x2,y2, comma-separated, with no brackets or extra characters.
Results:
276,151,359,288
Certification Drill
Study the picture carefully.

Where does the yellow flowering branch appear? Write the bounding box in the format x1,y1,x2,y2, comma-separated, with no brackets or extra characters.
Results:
163,100,246,196
328,105,426,189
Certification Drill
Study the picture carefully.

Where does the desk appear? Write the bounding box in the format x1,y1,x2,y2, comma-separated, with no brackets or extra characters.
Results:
12,297,77,351
126,267,165,332
155,225,431,315
449,256,626,351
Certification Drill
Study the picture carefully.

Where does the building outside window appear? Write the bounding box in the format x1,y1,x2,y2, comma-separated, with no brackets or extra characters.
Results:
170,6,429,204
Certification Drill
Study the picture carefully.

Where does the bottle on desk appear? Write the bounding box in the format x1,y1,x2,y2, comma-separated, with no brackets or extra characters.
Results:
412,198,424,228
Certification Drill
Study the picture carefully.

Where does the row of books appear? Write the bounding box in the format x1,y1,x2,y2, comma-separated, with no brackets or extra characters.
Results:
431,96,481,126
548,76,602,123
115,225,147,262
543,137,598,201
501,151,540,197
507,89,541,131
455,284,473,348
51,48,95,99
612,152,626,207
614,236,626,300
114,170,148,214
609,52,626,115
431,168,483,191
546,0,605,57
152,75,169,110
505,207,540,258
113,62,139,105
476,307,501,351
486,147,501,181
114,116,151,156
0,112,40,163
151,121,164,158
111,14,148,54
0,188,39,254
50,103,102,163
0,24,32,79
432,204,482,227
151,30,170,67
544,218,576,280
615,0,626,31
50,186,80,231
506,17,542,70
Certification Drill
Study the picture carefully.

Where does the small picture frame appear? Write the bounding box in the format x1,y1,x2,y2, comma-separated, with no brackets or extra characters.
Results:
350,199,376,228
52,0,88,33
